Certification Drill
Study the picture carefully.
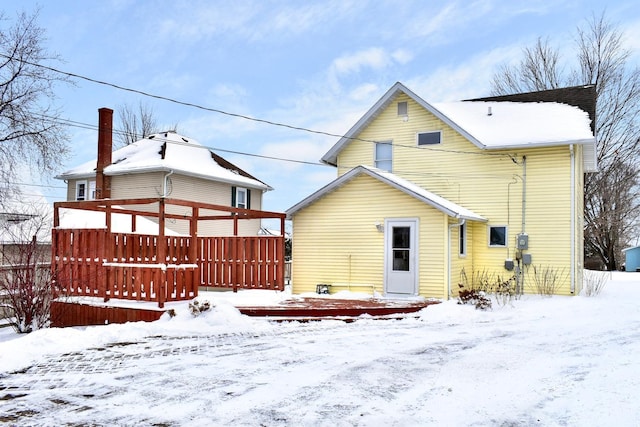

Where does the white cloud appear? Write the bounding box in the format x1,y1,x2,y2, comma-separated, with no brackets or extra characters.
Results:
406,44,529,101
331,47,391,76
151,0,364,44
392,49,414,65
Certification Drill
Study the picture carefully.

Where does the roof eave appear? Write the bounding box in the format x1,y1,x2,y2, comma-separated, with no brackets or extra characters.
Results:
482,137,595,150
107,167,273,191
286,166,486,222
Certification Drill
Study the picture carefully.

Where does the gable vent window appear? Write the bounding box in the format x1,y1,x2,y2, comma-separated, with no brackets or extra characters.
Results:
397,101,408,117
417,131,442,146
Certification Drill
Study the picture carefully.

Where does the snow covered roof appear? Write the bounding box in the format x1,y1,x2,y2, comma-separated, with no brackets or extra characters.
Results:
57,131,271,191
286,165,487,222
321,82,596,165
0,195,52,244
432,100,594,148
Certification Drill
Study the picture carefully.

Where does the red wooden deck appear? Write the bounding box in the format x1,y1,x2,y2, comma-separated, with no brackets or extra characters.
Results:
51,298,439,327
237,298,439,319
52,198,287,308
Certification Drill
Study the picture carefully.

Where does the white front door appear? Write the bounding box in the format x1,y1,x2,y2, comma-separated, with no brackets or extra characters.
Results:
384,219,418,296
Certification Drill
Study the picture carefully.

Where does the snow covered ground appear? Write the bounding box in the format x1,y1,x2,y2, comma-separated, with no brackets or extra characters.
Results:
1,272,639,426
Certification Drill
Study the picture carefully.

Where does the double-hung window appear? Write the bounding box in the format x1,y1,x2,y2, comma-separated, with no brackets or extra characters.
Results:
89,181,96,200
374,141,392,172
76,181,87,201
232,186,250,210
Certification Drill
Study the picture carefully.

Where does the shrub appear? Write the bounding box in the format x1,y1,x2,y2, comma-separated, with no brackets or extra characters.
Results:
188,299,212,316
458,268,517,308
457,284,492,310
493,275,517,307
582,270,610,297
528,265,566,296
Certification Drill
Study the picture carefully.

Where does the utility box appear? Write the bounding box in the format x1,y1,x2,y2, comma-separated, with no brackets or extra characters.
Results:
504,259,514,271
517,233,529,250
522,253,532,265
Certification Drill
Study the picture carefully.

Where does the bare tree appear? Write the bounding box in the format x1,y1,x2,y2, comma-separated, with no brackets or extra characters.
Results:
0,207,54,333
491,12,640,270
0,9,71,202
116,101,160,146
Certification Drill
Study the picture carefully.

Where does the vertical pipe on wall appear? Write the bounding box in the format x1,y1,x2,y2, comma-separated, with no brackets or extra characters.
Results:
447,218,466,300
570,144,576,293
521,156,527,234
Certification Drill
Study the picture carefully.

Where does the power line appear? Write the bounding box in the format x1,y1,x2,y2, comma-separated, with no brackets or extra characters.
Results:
2,53,359,141
4,53,510,160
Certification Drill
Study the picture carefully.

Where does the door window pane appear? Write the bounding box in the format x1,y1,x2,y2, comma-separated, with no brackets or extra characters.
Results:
392,226,410,271
393,226,410,249
393,249,410,271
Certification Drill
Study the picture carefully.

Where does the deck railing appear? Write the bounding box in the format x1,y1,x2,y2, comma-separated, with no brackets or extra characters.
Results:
51,228,284,307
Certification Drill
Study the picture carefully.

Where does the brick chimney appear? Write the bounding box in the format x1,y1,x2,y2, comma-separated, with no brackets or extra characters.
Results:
96,107,113,199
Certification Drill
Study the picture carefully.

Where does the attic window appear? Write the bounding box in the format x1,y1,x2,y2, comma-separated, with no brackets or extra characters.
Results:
397,101,408,117
417,131,442,146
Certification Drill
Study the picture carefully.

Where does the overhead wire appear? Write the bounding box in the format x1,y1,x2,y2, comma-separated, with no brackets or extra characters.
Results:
1,52,520,204
2,52,511,161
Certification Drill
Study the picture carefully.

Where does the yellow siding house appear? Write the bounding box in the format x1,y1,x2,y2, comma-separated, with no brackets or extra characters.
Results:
286,82,596,298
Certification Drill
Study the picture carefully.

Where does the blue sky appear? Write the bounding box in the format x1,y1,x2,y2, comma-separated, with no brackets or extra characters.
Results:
4,0,640,225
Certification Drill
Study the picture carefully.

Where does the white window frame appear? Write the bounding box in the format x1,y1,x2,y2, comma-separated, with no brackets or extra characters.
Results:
75,180,87,201
416,131,442,146
89,181,96,200
235,187,248,209
374,141,393,172
459,222,467,257
488,225,508,248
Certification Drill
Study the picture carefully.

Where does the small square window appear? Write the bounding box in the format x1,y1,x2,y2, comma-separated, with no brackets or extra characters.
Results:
489,226,507,247
417,131,442,146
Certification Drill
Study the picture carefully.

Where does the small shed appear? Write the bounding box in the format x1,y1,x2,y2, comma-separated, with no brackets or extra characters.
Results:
622,246,640,272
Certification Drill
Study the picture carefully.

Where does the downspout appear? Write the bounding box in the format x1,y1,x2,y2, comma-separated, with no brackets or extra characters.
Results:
521,156,526,234
448,217,466,300
570,144,575,293
163,170,174,198
520,156,527,295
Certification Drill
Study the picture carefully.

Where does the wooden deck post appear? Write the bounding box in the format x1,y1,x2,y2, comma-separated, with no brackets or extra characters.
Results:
158,198,166,308
104,203,113,302
190,206,199,297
